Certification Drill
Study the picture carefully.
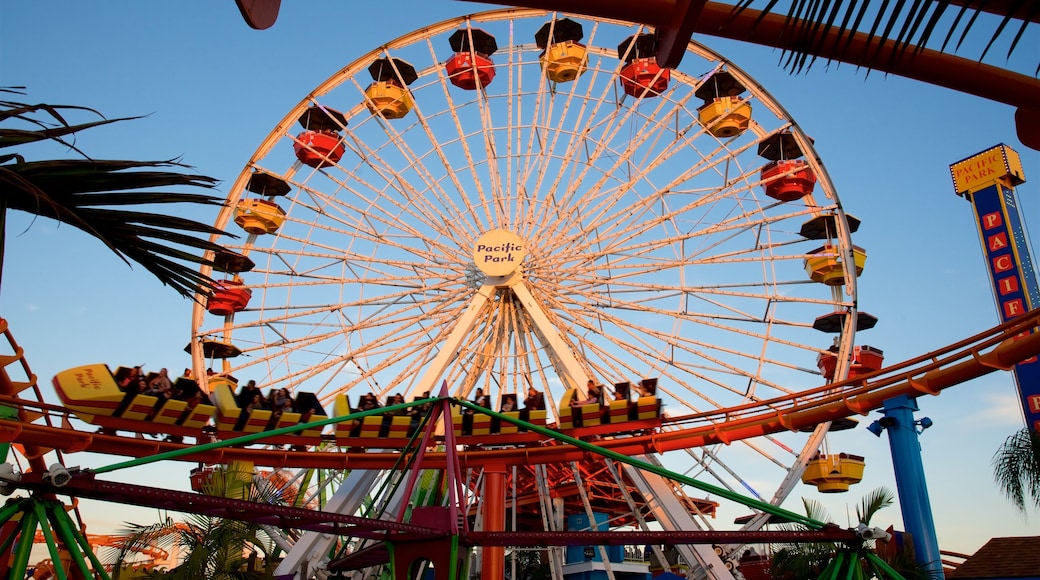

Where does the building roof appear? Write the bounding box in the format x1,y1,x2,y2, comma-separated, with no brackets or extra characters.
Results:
947,537,1040,579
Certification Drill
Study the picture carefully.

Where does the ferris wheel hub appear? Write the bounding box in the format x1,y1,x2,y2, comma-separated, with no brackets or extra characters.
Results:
472,229,527,277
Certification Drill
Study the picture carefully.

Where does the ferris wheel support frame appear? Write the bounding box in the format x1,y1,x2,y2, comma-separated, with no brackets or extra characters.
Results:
414,274,592,399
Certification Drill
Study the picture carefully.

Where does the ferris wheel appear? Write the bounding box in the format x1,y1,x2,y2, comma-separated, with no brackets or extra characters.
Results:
188,7,865,569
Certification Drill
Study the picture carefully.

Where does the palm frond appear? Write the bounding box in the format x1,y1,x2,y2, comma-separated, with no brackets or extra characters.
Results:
1,96,234,300
0,95,142,158
729,0,1039,74
802,496,832,523
104,517,185,567
992,427,1040,513
856,486,894,525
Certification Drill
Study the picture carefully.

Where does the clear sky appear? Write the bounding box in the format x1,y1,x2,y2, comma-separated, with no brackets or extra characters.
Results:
1,0,1038,562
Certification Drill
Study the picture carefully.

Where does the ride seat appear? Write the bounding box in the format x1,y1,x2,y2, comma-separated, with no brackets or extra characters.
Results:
269,409,303,432
634,378,661,419
120,392,159,421
451,406,466,437
606,398,630,424
333,394,358,439
470,412,492,436
558,387,577,429
212,378,271,433
150,398,188,425
174,378,214,428
520,409,547,431
294,392,326,437
575,400,602,427
358,415,384,438
384,415,412,438
498,410,521,434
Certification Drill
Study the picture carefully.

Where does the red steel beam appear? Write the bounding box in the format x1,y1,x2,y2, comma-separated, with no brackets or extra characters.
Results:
464,528,859,546
8,471,441,539
5,471,862,545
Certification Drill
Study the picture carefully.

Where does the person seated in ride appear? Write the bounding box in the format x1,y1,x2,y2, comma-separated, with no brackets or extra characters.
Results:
406,390,433,435
236,379,262,407
500,394,517,412
418,390,433,412
572,380,604,407
460,387,487,435
519,387,544,423
390,393,408,412
523,386,545,410
267,388,293,420
181,386,205,413
117,365,142,390
245,393,266,414
143,368,176,420
378,393,406,435
291,392,322,423
472,387,489,409
357,393,380,412
145,368,173,398
408,390,432,418
613,383,630,402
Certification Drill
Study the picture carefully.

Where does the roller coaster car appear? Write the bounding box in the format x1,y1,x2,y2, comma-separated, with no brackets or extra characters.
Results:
211,379,327,441
52,364,215,436
212,378,272,433
332,394,417,442
449,396,548,445
557,381,660,436
50,364,663,449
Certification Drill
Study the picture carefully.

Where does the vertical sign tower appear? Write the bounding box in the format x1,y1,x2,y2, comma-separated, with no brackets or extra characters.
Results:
951,144,1039,431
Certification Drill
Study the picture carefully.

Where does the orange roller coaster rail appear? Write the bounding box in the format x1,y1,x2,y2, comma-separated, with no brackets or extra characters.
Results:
1,309,1038,471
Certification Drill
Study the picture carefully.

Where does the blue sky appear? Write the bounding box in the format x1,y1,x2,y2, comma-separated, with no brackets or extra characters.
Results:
1,0,1038,559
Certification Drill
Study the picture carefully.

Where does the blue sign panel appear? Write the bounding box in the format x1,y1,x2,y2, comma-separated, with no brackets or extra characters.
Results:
970,183,1040,431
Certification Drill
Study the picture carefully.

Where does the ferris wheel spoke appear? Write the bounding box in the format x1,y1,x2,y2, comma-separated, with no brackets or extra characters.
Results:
338,121,478,240
561,294,819,399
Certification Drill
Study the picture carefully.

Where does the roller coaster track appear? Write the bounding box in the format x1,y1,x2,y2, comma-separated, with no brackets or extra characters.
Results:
1,308,1038,471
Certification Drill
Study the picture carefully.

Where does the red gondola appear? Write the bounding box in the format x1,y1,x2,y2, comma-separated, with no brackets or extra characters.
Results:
445,28,497,90
760,159,817,201
817,345,884,382
207,279,252,316
294,131,345,168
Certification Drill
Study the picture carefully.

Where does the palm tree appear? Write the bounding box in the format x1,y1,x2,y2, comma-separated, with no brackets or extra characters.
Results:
107,466,289,579
0,89,230,299
992,427,1040,514
108,514,280,579
769,487,930,580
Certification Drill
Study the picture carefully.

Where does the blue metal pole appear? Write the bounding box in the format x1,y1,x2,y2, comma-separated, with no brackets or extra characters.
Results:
880,394,944,579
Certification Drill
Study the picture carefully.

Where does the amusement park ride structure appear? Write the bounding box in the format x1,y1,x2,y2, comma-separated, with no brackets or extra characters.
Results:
1,6,1038,580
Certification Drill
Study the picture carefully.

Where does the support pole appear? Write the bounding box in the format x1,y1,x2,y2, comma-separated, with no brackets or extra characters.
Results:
880,395,944,579
482,465,507,580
